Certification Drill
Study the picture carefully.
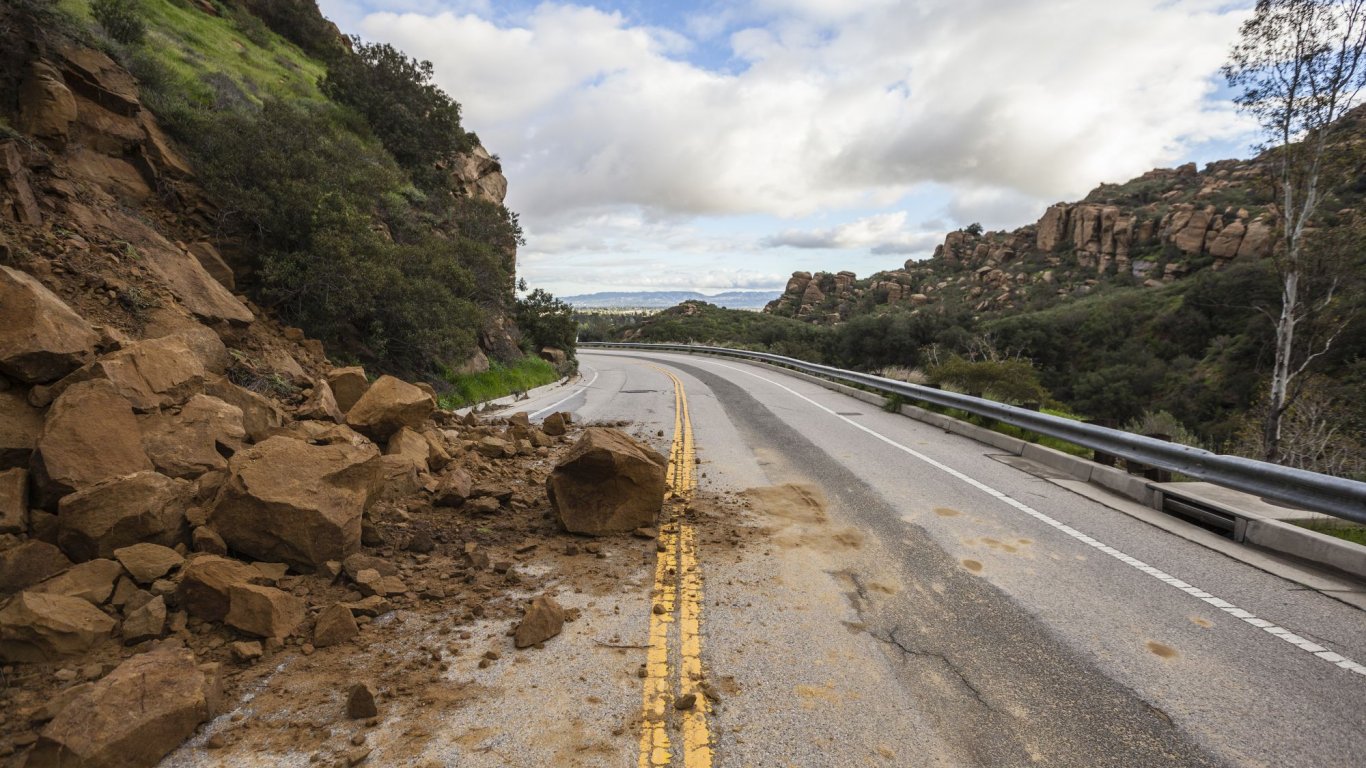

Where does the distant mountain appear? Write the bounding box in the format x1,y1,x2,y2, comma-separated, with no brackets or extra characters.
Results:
564,290,782,310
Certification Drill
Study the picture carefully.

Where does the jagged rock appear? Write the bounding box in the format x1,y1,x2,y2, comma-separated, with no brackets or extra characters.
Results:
450,347,489,375
204,376,285,442
51,334,208,412
539,347,567,366
342,553,397,581
31,380,153,508
187,242,234,290
313,603,359,647
26,645,219,768
449,144,508,204
33,559,123,604
17,60,78,148
340,596,390,617
345,375,435,441
345,682,378,719
176,554,259,622
475,436,513,458
541,412,568,437
56,471,191,561
385,427,431,474
280,420,373,448
138,394,246,479
121,219,254,326
191,526,227,555
0,140,43,225
1237,216,1274,259
0,467,28,533
121,594,166,644
514,595,566,648
432,467,473,508
372,454,422,503
0,541,72,594
0,591,115,662
209,436,381,570
0,390,44,470
0,266,99,384
326,367,370,414
546,428,667,535
419,428,452,470
230,640,263,664
113,543,183,584
224,583,305,639
298,380,345,423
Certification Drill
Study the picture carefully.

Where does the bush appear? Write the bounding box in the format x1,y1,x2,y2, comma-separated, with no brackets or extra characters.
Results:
92,0,146,45
928,356,1049,404
516,288,577,356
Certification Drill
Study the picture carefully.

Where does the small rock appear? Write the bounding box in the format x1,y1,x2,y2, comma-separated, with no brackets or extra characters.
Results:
675,693,697,710
346,683,378,719
229,640,262,664
514,595,566,649
313,604,359,648
121,594,167,644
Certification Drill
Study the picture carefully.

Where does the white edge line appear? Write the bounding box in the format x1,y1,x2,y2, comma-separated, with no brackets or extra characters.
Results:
681,355,1366,678
529,366,599,419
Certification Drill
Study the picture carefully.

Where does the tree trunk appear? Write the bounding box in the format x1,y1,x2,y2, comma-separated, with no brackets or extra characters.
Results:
1264,269,1300,463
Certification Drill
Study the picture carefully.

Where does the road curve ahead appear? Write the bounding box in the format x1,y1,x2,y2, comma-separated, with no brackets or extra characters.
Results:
518,350,1366,768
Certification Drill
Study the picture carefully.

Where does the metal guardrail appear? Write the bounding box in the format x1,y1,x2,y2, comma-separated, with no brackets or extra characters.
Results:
581,342,1366,523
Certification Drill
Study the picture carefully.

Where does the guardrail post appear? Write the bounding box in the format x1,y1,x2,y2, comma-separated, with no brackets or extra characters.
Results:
1085,420,1118,467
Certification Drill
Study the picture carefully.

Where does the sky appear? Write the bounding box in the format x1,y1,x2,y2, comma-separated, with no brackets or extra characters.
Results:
316,0,1260,297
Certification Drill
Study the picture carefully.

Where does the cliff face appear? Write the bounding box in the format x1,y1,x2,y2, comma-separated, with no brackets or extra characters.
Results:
766,153,1285,323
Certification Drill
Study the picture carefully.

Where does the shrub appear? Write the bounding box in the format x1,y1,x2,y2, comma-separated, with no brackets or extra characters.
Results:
516,288,577,356
92,0,146,45
928,356,1049,404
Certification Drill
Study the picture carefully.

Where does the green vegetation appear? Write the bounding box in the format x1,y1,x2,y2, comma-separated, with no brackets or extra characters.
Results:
1288,519,1366,547
90,0,144,44
439,357,560,409
516,288,577,356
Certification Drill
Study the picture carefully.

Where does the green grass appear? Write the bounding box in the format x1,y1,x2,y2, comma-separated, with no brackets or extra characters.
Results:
59,0,324,107
439,356,560,409
1288,518,1366,547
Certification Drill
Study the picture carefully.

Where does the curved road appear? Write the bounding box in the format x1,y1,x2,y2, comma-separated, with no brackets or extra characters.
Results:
511,349,1366,768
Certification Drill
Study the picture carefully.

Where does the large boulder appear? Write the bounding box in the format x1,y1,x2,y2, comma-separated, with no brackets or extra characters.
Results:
204,376,285,442
326,366,369,414
297,380,344,423
209,436,381,570
176,554,259,622
31,379,153,508
16,60,78,148
51,334,208,412
0,390,44,469
26,645,220,768
546,428,667,535
113,543,183,584
345,375,435,440
386,427,431,473
0,541,72,594
33,559,124,605
0,266,98,384
56,471,191,561
0,467,28,533
138,394,245,478
0,590,116,662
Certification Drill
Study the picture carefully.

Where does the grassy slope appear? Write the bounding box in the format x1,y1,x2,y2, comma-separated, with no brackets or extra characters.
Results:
58,0,323,104
439,357,560,409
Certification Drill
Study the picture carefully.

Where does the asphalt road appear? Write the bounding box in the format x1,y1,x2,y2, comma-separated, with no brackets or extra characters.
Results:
514,350,1366,768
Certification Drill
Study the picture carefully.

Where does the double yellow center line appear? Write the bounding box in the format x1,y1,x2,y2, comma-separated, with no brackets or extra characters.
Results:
639,365,713,768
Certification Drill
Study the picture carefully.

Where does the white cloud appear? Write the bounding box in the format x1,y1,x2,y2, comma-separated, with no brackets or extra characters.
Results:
761,212,942,255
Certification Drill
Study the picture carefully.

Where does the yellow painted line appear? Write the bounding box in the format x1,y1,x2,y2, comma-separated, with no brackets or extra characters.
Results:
637,365,713,768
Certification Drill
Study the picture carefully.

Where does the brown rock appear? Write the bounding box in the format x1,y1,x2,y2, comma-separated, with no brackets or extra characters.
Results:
345,375,435,440
546,428,667,535
52,334,208,413
297,380,345,423
371,454,421,503
31,380,153,508
541,412,568,437
0,591,115,662
17,60,78,147
191,526,227,555
121,594,166,644
32,558,123,605
385,427,431,472
138,394,245,479
346,682,378,719
0,390,44,470
466,496,501,515
229,640,263,664
514,595,566,648
340,595,391,617
176,554,259,622
432,467,472,507
0,541,72,594
326,367,370,414
26,645,217,768
209,436,381,570
341,554,398,580
475,436,513,458
112,543,183,584
56,471,191,561
203,376,284,442
187,242,234,291
0,266,99,384
0,467,28,533
224,583,305,639
313,603,359,647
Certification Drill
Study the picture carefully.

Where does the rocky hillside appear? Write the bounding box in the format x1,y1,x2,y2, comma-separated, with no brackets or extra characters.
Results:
764,125,1364,323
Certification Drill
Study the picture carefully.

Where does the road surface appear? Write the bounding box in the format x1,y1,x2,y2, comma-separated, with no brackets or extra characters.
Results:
505,349,1366,768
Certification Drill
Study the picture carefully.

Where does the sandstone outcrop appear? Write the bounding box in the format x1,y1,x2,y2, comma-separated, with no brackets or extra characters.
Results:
546,428,667,535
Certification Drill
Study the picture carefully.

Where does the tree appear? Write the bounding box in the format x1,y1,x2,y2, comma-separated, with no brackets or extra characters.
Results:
516,288,577,356
1223,0,1366,462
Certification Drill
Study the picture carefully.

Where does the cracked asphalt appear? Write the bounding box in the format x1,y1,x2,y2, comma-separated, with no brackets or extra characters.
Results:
515,351,1366,768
